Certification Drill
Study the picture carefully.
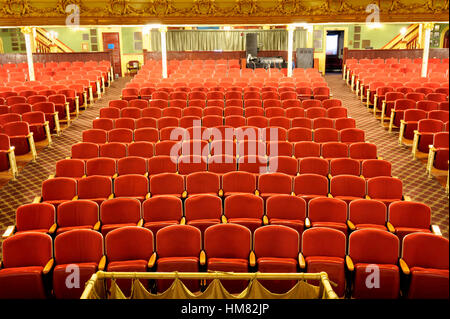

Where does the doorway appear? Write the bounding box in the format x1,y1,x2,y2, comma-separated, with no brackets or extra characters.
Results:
325,30,345,73
102,32,122,78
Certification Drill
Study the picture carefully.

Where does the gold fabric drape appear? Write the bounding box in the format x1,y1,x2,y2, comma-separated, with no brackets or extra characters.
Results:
149,30,307,52
86,276,335,300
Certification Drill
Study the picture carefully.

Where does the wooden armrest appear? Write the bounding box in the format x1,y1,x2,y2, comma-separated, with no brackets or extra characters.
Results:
328,174,332,179
403,195,411,201
263,215,269,225
2,225,15,238
399,258,410,275
33,196,42,203
305,217,311,228
182,191,188,199
360,175,365,179
137,219,144,227
108,194,114,200
299,252,306,269
180,217,186,225
249,251,256,267
6,146,15,153
48,174,55,180
200,250,206,266
218,189,224,197
431,225,442,236
254,189,260,196
221,215,227,224
48,223,57,234
72,195,78,201
347,220,356,231
93,221,101,231
327,193,333,198
98,256,106,271
43,258,54,275
144,172,149,178
112,173,118,179
346,255,354,272
291,192,296,196
377,156,383,160
147,252,157,269
387,222,395,233
145,193,151,200
365,195,371,200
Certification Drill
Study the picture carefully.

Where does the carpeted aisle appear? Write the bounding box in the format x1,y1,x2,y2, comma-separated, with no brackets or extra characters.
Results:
0,77,130,255
326,73,449,238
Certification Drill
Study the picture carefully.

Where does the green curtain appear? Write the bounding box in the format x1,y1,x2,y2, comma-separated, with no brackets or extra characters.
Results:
149,29,307,52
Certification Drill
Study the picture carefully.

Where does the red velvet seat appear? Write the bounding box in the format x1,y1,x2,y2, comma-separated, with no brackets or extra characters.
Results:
330,175,366,204
308,197,348,235
361,159,392,179
41,177,77,208
114,174,149,202
348,199,387,231
56,200,99,235
100,198,142,236
143,196,183,235
185,194,222,236
71,142,99,159
77,175,112,205
293,174,329,204
388,201,432,242
266,195,306,235
367,176,403,207
224,194,263,233
150,172,184,198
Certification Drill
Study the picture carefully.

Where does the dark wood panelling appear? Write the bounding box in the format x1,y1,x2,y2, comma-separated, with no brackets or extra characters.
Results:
0,52,113,65
343,48,449,63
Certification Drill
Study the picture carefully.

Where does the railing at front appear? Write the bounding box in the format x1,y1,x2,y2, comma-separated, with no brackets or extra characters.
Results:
81,271,339,300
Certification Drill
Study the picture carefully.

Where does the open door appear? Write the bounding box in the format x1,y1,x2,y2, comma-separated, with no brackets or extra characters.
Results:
325,30,345,73
102,32,122,78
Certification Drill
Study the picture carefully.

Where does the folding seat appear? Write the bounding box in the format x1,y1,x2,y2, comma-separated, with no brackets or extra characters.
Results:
435,87,449,96
6,96,27,106
287,127,312,142
53,158,85,180
55,200,99,235
207,100,225,108
257,173,293,200
326,107,348,119
0,113,21,128
263,99,282,109
182,107,203,118
180,194,222,237
412,119,444,155
179,116,201,129
109,99,128,110
204,223,251,293
128,141,154,159
428,110,449,122
225,91,242,100
98,197,142,237
207,91,225,100
346,199,388,232
142,196,183,236
266,141,292,157
333,117,357,131
77,175,113,205
178,155,207,175
71,142,99,160
293,141,321,159
266,155,297,175
302,99,321,109
114,118,135,130
3,202,55,237
253,225,300,293
367,176,404,207
260,126,287,143
116,157,147,177
129,99,148,109
155,140,180,158
349,142,378,161
296,87,313,100
93,118,114,131
279,91,297,101
427,131,449,173
268,117,291,131
246,116,268,128
281,99,301,109
261,91,279,100
298,157,329,176
161,107,181,119
21,110,52,143
0,232,53,299
225,106,245,117
150,172,185,198
398,109,427,142
308,197,347,234
202,114,223,128
415,101,438,113
184,170,220,196
293,174,329,204
400,233,449,299
181,139,209,157
133,127,158,143
322,99,342,109
9,102,31,115
347,229,400,299
85,156,117,177
330,175,366,204
82,129,107,144
140,87,156,100
188,91,206,101
134,117,157,130
360,159,392,179
32,102,60,133
339,128,365,145
300,227,346,297
221,171,257,197
265,107,286,118
225,115,245,128
312,87,331,101
238,155,267,174
99,107,120,119
290,117,311,129
169,91,188,101
243,91,260,100
108,128,133,144
313,117,334,129
314,128,339,143
39,177,77,208
415,87,433,96
189,99,207,108
149,99,168,109
3,121,37,157
426,92,447,102
113,174,150,202
121,107,141,119
223,193,264,233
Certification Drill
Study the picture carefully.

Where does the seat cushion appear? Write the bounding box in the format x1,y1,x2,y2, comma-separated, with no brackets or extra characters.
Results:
353,263,399,299
257,257,298,294
144,221,179,236
157,257,200,293
408,267,449,299
187,219,220,236
355,224,387,231
15,228,49,234
305,256,345,297
311,222,347,235
107,260,148,297
53,262,98,299
208,258,249,294
227,218,262,233
0,266,46,299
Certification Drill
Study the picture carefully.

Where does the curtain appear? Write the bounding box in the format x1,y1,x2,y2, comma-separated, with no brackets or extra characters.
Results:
149,29,307,52
87,277,337,300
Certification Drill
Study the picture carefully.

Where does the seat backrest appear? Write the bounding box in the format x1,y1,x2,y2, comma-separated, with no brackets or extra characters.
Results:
142,196,182,222
388,201,430,229
348,199,386,226
78,175,112,199
258,173,293,194
2,232,52,268
367,176,403,199
54,229,103,264
349,229,399,265
204,223,251,259
301,227,346,258
105,226,154,262
402,233,449,270
254,225,299,259
156,225,202,258
308,197,347,223
57,200,99,228
15,203,55,232
330,175,366,197
71,142,99,159
42,177,77,201
185,194,222,221
55,159,85,178
100,197,141,224
294,173,328,195
266,194,306,220
114,174,149,197
224,194,264,219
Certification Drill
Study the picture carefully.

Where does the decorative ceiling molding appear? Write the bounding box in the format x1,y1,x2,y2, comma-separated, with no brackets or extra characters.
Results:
0,0,448,26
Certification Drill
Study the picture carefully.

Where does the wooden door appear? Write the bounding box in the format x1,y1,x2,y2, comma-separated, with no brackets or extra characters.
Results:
102,32,122,77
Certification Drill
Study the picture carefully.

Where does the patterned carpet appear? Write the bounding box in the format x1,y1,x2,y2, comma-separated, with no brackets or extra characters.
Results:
0,73,447,259
0,77,130,257
326,73,449,239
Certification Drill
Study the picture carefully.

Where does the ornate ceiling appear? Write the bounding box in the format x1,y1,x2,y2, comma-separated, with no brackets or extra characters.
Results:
0,0,448,26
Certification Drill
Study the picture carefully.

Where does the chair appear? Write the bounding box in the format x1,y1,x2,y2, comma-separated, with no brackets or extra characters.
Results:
322,99,342,109
156,225,203,292
287,127,313,143
185,194,222,235
400,233,449,299
361,159,392,179
301,227,346,297
100,107,120,119
114,118,135,130
313,117,334,129
99,142,127,159
93,118,114,131
108,128,133,143
186,171,220,196
4,202,55,237
53,159,85,180
306,107,327,119
347,199,387,231
114,174,150,202
150,172,185,198
330,175,366,204
266,195,306,235
238,155,267,174
321,142,348,160
254,225,300,293
387,201,433,242
293,174,329,204
294,141,321,158
85,157,116,177
53,229,104,299
329,158,360,177
340,128,365,145
349,142,378,161
40,177,77,208
327,107,348,119
71,142,99,160
347,229,400,299
257,173,293,200
56,200,100,235
412,119,445,156
78,175,113,205
82,129,107,144
314,128,339,143
204,223,252,293
142,196,183,235
100,197,142,236
308,197,348,235
298,157,329,176
367,176,404,207
399,109,428,142
142,107,162,119
224,194,264,233
0,232,53,299
302,99,321,109
292,117,313,129
109,100,128,110
389,99,416,132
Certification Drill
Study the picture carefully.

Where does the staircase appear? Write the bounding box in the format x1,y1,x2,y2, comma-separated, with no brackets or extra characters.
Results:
34,27,73,53
382,24,421,50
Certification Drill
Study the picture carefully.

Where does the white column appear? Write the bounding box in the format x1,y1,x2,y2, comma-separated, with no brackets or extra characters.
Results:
421,23,433,78
21,27,35,81
160,26,168,79
287,25,295,77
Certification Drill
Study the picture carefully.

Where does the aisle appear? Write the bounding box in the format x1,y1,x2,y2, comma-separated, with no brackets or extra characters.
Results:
0,77,130,251
326,73,449,238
